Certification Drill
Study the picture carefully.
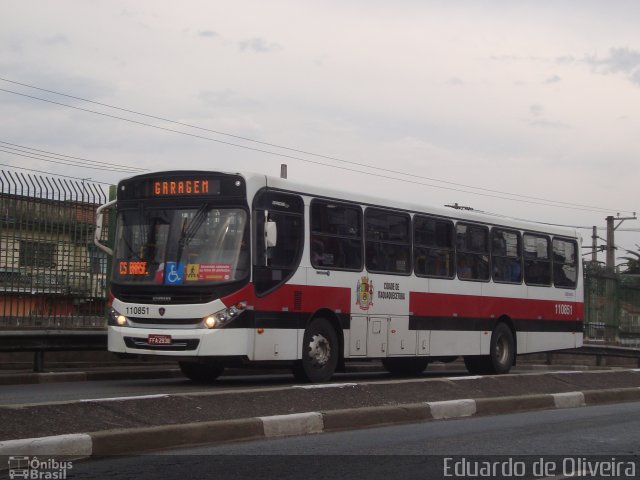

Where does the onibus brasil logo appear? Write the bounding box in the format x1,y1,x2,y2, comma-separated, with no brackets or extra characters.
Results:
8,456,72,479
356,276,374,311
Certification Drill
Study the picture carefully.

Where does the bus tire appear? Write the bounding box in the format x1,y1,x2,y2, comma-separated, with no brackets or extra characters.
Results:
463,355,490,375
293,317,339,383
489,322,515,374
179,361,224,383
382,357,429,376
463,323,515,375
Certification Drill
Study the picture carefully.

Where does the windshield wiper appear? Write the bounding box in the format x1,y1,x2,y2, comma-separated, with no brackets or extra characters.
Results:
182,203,209,246
176,203,210,261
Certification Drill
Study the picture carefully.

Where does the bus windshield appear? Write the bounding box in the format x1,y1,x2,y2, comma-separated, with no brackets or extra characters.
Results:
112,206,249,286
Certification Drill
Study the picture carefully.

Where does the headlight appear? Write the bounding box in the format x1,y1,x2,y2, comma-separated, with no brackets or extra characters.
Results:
203,301,247,329
108,307,129,327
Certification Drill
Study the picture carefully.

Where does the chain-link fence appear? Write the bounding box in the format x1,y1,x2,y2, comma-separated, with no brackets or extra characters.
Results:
0,170,112,330
584,263,640,346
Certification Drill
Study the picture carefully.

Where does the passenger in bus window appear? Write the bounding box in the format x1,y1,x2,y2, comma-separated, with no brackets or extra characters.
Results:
510,259,522,282
311,238,325,266
457,256,472,279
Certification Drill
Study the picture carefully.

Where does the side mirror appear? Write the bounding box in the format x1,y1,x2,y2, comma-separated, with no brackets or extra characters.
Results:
94,199,117,256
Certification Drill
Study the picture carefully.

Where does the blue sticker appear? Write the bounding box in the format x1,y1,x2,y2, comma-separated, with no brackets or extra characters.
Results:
164,262,185,285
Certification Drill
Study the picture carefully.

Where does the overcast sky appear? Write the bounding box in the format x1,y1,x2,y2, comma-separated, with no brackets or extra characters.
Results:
1,0,638,263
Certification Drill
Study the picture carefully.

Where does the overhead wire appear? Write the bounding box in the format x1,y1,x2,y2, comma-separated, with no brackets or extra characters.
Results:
0,162,112,185
0,140,145,173
0,77,636,215
0,146,142,173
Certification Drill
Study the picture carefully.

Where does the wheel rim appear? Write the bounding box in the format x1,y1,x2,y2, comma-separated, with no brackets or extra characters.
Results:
307,333,331,368
495,334,510,365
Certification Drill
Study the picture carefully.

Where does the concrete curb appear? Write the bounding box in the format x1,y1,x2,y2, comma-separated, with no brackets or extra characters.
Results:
2,386,640,463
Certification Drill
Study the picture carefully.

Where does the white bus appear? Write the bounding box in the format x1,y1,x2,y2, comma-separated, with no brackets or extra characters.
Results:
95,170,583,383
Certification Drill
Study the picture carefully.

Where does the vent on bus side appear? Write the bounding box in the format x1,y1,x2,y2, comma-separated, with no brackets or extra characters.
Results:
294,290,303,311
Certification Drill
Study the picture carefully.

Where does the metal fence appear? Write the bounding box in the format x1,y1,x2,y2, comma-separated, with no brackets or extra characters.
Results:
0,170,112,330
584,263,640,346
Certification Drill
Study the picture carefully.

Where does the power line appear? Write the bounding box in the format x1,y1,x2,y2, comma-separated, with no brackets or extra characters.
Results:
0,163,112,185
0,140,145,172
0,79,635,215
2,77,614,212
0,148,132,173
0,147,142,174
1,80,626,214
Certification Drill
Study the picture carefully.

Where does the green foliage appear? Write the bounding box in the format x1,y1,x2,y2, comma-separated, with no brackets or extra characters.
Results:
619,244,640,274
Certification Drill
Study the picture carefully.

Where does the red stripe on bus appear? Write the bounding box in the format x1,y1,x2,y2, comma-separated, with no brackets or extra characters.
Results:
410,292,583,321
222,284,352,314
223,284,583,322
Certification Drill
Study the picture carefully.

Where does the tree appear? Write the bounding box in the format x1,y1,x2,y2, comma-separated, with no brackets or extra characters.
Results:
619,245,640,274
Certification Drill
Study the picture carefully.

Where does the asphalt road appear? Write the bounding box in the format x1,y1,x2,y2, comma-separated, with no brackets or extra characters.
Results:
0,369,472,406
3,368,640,442
66,401,640,480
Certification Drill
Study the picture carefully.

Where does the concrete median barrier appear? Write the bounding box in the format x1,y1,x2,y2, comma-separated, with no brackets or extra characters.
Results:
3,384,640,460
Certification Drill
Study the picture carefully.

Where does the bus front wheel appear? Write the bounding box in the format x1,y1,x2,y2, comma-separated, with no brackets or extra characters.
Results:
293,318,339,383
179,361,224,383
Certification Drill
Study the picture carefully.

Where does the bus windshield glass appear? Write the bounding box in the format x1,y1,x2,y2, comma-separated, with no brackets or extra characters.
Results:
112,206,249,286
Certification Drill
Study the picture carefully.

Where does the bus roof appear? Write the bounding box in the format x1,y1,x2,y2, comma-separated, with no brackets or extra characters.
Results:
259,172,581,240
118,169,581,240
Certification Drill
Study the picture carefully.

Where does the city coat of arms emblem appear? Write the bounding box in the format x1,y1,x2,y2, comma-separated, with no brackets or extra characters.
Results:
356,276,374,310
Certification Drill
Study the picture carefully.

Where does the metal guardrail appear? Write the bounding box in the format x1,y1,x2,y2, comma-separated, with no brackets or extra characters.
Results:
3,336,640,374
541,344,640,368
0,330,107,372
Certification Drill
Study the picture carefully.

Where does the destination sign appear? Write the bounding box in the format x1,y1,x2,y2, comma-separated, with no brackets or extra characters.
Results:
119,261,148,276
117,172,244,201
153,179,214,196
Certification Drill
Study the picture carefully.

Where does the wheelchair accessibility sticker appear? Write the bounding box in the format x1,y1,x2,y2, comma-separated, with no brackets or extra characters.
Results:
164,262,185,285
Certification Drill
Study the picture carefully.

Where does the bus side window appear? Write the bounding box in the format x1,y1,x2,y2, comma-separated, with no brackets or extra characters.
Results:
413,215,454,278
455,223,489,281
491,228,522,284
552,238,577,288
523,234,551,286
310,200,363,271
365,208,411,275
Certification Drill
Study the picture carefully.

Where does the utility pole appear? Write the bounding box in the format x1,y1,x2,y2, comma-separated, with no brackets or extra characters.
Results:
592,226,598,264
605,214,637,271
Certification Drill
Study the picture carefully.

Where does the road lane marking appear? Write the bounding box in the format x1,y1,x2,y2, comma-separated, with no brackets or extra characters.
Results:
293,383,358,389
79,394,170,402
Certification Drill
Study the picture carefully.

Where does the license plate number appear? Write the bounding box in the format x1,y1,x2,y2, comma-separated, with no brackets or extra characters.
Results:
148,334,172,345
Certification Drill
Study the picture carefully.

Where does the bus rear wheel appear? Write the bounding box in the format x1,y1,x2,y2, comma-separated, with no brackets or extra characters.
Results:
464,323,515,375
179,361,224,383
293,318,339,383
382,357,429,376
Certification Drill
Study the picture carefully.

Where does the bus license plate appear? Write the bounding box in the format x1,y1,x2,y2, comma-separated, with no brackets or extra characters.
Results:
148,334,172,345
